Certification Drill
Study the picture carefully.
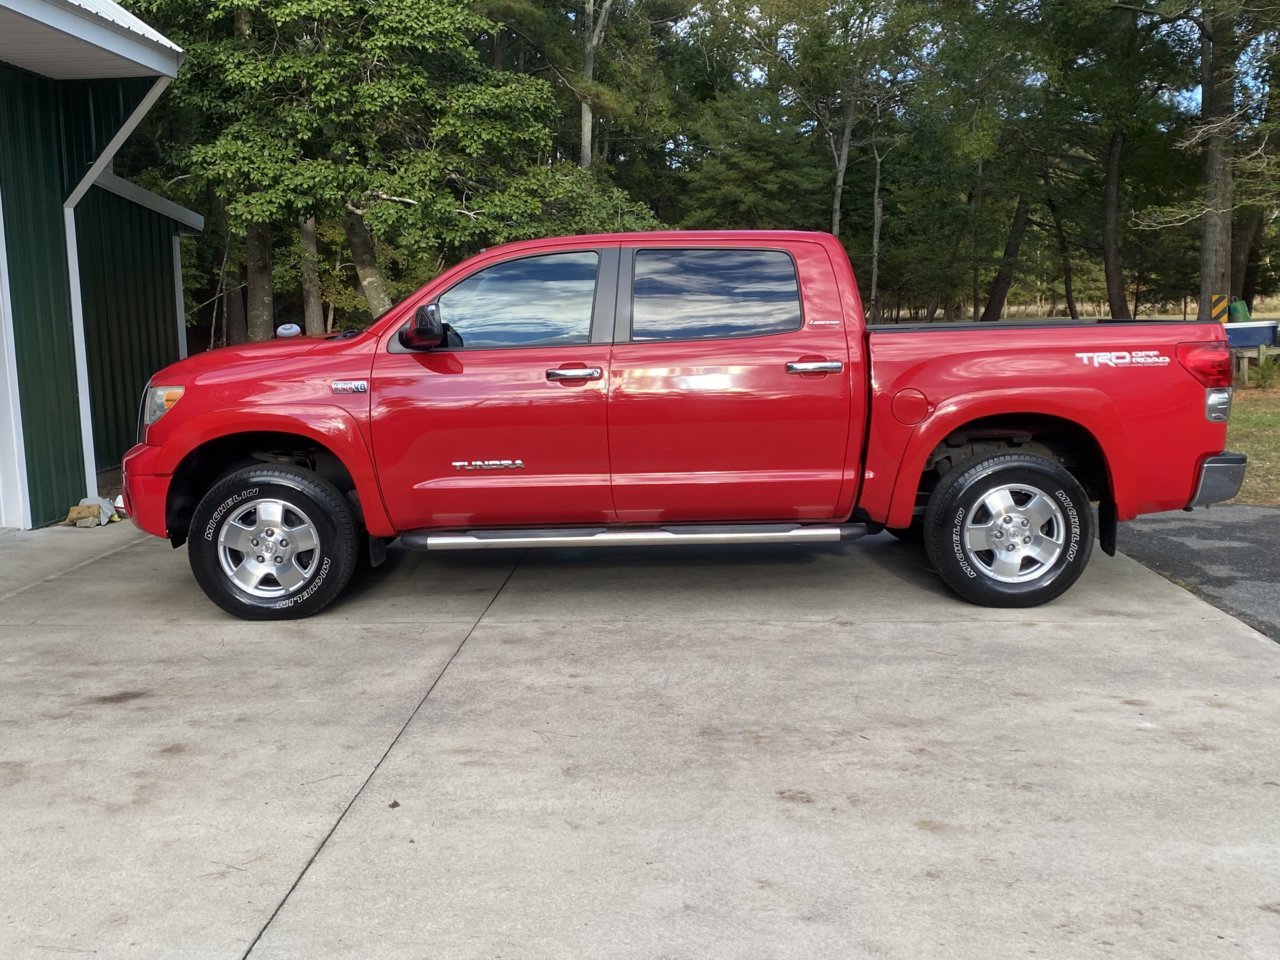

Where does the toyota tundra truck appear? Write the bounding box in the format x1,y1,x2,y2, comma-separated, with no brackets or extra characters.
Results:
122,230,1246,619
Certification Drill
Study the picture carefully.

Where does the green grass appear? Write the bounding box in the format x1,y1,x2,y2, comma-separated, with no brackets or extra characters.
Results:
1229,387,1280,504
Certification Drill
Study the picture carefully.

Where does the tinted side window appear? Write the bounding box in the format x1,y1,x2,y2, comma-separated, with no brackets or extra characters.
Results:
631,249,802,342
436,252,599,349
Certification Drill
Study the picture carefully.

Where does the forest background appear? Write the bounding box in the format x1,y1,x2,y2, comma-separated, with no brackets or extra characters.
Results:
119,0,1280,343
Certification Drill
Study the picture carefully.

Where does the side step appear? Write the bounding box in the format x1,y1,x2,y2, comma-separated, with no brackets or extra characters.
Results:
400,523,871,552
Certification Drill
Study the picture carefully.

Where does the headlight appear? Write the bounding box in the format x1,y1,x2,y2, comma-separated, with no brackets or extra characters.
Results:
142,385,184,428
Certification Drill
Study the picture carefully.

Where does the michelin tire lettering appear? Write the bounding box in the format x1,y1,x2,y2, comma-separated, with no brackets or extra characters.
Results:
205,487,259,542
274,557,331,608
951,507,978,578
1055,489,1081,562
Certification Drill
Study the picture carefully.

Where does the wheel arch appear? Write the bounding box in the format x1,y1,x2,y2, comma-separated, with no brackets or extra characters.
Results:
163,416,390,546
885,395,1121,548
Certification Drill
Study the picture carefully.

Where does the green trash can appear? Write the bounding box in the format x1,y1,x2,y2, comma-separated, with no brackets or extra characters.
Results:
1228,299,1252,323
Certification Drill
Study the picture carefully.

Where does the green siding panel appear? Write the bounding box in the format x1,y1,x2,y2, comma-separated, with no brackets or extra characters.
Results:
58,78,151,196
0,63,156,524
0,63,83,525
77,186,180,469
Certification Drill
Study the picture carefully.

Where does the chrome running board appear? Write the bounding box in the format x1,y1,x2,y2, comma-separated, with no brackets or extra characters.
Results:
400,523,870,552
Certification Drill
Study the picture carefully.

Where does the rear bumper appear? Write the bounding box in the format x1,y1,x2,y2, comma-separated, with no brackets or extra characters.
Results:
1188,452,1247,508
121,443,171,539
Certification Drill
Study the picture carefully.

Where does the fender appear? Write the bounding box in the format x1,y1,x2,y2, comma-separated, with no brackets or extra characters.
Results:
159,405,396,537
882,387,1125,530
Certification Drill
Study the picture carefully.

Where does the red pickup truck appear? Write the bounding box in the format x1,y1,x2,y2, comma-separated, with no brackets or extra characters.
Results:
123,230,1245,619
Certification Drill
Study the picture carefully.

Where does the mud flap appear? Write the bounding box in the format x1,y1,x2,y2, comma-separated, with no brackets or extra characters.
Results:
1098,500,1117,557
368,534,389,568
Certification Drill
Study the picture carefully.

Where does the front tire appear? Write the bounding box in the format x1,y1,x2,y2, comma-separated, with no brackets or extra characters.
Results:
188,465,359,620
922,452,1093,607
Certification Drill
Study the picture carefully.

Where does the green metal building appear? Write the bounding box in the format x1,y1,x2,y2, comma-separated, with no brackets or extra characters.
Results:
0,0,201,528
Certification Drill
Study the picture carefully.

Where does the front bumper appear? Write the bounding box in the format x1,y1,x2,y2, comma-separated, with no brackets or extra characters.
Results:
121,443,171,539
1188,452,1247,508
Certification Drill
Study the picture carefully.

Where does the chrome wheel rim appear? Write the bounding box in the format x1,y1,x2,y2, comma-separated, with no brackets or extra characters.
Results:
962,482,1065,584
217,498,321,598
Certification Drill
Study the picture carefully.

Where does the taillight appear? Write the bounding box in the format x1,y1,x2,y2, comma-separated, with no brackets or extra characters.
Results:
1177,341,1233,388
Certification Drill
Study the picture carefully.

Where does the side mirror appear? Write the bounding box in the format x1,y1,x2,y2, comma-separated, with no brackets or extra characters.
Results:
399,303,444,350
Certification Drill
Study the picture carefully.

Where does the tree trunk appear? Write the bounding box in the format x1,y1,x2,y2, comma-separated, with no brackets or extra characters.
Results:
491,28,507,70
236,11,275,342
1198,17,1235,321
1102,130,1131,320
928,221,967,323
1231,205,1263,300
979,195,1030,322
830,100,855,236
299,216,325,337
245,223,274,341
1045,192,1078,320
224,268,247,346
579,72,593,167
1243,239,1261,312
868,148,884,322
971,163,983,322
344,209,393,318
579,0,614,169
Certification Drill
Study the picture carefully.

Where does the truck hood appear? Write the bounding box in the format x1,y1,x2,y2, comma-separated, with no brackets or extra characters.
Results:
149,336,331,384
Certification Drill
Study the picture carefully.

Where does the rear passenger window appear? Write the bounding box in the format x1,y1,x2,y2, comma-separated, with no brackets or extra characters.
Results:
631,249,802,342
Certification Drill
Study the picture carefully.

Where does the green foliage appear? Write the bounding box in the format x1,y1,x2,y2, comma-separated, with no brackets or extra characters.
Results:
1253,353,1279,389
116,0,1280,333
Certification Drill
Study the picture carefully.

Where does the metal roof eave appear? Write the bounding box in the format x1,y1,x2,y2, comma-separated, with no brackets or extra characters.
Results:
0,0,183,77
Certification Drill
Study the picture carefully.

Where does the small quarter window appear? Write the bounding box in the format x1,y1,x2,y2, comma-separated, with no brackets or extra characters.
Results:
436,251,599,349
631,249,802,342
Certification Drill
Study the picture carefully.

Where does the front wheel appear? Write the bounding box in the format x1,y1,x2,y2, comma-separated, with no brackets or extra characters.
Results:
188,465,360,620
922,452,1093,608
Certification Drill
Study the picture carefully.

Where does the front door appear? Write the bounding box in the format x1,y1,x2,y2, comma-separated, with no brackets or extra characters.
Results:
372,247,617,530
608,244,852,523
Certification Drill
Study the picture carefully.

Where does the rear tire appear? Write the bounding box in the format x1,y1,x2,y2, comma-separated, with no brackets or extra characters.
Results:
188,465,359,620
923,452,1092,607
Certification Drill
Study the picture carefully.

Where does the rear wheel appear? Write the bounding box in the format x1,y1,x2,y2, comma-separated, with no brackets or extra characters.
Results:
923,452,1092,607
188,465,359,620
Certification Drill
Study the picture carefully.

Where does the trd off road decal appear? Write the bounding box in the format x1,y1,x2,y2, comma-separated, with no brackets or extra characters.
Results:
1074,350,1170,368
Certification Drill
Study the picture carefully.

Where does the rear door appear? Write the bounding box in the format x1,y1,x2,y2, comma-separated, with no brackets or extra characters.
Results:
607,242,852,523
372,246,618,530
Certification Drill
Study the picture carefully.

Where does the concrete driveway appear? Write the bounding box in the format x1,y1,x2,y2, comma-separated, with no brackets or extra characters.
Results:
1,524,1278,959
1123,505,1280,642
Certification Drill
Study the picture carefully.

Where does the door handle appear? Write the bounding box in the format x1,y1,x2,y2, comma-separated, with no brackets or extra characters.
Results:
786,360,843,374
546,367,603,381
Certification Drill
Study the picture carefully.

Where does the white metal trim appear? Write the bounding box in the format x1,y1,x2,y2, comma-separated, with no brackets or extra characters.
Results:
0,179,33,528
65,76,169,209
172,234,187,359
95,171,204,232
62,74,171,502
63,206,97,501
0,0,182,76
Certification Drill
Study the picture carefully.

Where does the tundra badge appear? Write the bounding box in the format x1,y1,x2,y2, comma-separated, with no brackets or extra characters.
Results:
452,460,525,471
